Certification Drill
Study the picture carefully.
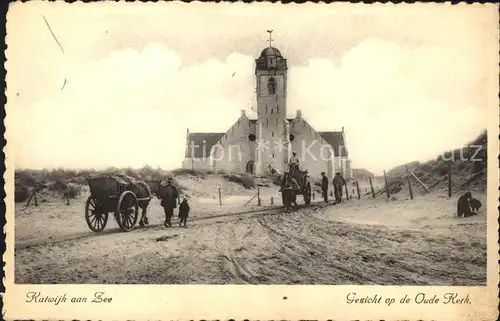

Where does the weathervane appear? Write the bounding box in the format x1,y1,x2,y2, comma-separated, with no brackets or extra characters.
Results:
266,29,274,47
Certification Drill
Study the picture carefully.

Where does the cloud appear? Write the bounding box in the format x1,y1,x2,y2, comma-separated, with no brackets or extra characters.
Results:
12,43,257,170
11,38,486,174
288,38,486,172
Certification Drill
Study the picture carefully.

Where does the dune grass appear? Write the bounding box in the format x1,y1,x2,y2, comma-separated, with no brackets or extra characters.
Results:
15,165,257,202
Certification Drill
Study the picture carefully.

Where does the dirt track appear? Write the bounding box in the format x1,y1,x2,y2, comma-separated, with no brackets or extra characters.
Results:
14,193,487,285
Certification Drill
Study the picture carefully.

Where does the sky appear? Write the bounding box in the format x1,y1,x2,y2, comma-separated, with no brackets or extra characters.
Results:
6,2,498,175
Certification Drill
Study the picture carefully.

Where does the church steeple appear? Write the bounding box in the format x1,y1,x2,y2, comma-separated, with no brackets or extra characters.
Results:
254,30,288,176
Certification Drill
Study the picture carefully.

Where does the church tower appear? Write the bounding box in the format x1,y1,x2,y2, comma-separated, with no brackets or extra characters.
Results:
254,30,288,176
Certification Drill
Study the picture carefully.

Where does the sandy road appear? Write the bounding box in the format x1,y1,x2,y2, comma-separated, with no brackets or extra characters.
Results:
14,205,285,251
14,193,487,285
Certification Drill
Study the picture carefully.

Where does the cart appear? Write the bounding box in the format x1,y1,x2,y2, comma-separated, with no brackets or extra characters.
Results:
84,175,152,232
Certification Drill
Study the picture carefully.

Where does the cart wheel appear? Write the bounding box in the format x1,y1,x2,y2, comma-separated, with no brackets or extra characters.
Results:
304,183,311,205
85,196,109,232
116,191,139,232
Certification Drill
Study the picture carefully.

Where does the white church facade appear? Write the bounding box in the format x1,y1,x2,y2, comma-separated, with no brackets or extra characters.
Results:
182,37,352,181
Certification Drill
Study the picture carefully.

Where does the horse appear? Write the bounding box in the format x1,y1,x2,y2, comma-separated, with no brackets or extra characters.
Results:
135,180,153,227
289,163,309,189
134,179,178,227
106,176,153,227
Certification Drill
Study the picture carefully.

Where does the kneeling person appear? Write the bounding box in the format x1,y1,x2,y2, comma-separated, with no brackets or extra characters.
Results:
457,191,472,218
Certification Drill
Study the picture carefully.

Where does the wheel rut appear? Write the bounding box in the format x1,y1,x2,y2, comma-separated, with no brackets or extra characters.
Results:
15,205,289,250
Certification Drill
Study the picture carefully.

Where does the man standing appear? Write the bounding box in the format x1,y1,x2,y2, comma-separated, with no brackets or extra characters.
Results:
332,172,346,204
288,152,301,187
321,172,329,203
159,177,179,227
289,152,299,165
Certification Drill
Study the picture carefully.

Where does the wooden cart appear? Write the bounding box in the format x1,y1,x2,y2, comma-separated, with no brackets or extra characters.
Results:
84,175,152,232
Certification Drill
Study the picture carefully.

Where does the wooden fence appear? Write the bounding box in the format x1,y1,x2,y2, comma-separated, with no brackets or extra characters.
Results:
25,162,456,210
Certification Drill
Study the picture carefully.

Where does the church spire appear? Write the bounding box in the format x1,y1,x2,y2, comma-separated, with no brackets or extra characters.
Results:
266,29,274,47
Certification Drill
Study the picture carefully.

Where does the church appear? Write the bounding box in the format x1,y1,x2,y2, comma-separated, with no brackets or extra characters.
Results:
182,32,352,181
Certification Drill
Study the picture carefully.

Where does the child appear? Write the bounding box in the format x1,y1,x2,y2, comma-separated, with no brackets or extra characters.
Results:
178,198,190,228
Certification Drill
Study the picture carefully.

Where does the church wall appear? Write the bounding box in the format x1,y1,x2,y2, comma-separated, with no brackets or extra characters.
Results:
211,115,256,174
289,118,336,181
346,159,353,179
334,156,352,179
255,117,287,175
334,156,343,176
181,157,212,171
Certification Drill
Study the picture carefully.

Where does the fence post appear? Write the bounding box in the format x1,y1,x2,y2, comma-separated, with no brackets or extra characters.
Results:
369,177,375,199
257,187,261,206
344,184,349,201
383,170,390,199
66,192,70,205
243,194,257,207
270,196,274,205
25,190,34,207
356,181,361,200
410,170,430,193
34,190,38,207
218,188,222,205
405,165,414,200
448,161,452,197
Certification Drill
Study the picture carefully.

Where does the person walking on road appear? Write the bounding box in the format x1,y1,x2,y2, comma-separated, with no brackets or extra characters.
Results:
332,172,346,204
159,177,179,227
321,172,329,203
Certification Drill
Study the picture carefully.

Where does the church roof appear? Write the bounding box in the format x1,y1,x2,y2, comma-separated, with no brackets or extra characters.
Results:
186,133,225,158
260,46,282,58
318,131,348,157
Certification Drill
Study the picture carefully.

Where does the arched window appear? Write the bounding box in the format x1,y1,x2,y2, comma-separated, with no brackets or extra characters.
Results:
267,77,276,95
